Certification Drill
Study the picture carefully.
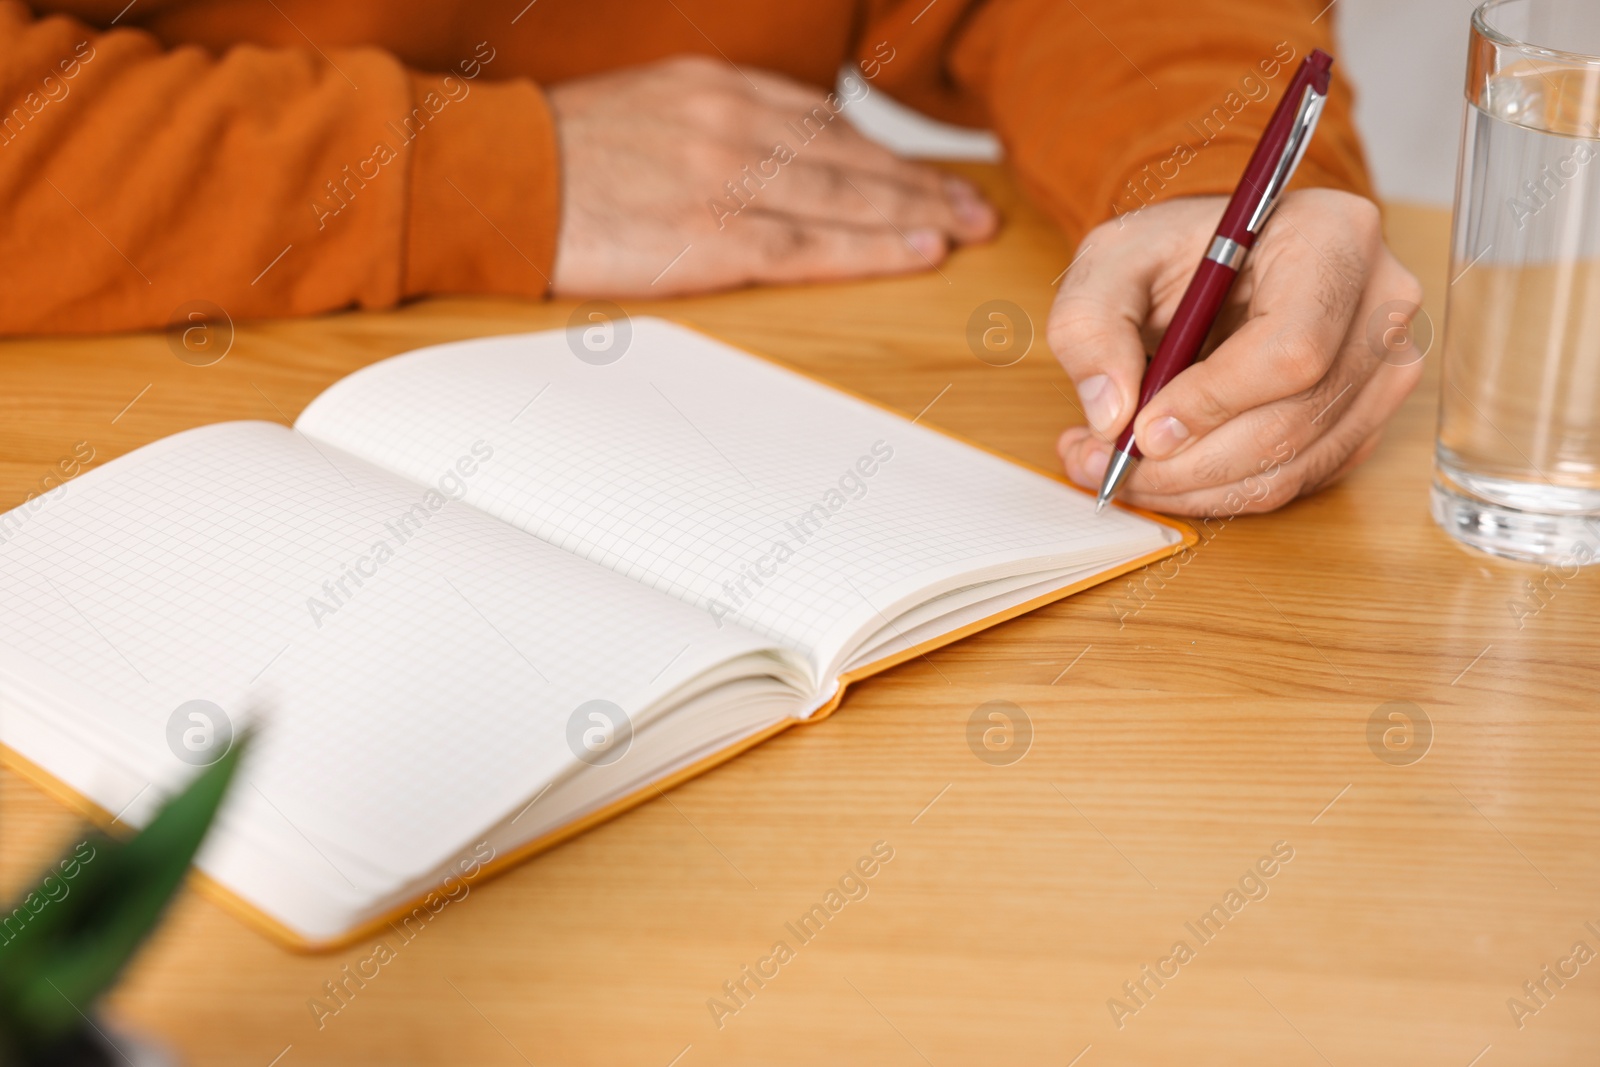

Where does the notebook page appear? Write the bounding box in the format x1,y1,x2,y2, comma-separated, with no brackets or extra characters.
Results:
0,421,796,893
296,318,1178,676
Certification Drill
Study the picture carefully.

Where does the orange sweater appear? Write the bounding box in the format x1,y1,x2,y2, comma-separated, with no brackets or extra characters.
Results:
0,0,1369,335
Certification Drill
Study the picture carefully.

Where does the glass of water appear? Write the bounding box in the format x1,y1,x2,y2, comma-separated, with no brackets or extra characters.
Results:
1433,0,1600,562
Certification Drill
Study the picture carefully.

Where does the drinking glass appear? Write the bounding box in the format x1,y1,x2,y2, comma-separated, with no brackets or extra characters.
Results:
1433,0,1600,562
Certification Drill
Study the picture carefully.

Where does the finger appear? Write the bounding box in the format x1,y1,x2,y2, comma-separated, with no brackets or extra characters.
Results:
1070,354,1420,515
1060,421,1301,517
1116,321,1409,495
738,93,907,183
732,211,948,284
755,162,994,244
682,61,868,159
731,99,999,246
1045,197,1237,439
756,102,908,171
738,64,840,106
1047,241,1164,440
1058,425,1112,489
771,118,1000,245
1127,354,1419,500
1311,427,1385,494
1131,201,1396,460
1113,430,1350,517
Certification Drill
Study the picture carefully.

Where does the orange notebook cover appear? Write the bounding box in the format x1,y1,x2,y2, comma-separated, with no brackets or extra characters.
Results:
0,318,1194,952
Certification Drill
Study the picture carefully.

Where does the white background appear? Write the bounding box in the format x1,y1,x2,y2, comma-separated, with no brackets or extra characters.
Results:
846,0,1485,208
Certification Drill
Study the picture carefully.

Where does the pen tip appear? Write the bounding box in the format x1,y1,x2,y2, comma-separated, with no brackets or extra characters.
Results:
1095,447,1137,513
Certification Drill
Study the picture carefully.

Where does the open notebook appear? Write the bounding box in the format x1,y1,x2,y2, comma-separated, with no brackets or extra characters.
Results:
0,318,1188,948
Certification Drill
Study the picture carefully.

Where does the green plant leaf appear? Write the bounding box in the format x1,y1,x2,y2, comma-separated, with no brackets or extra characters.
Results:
0,735,246,1058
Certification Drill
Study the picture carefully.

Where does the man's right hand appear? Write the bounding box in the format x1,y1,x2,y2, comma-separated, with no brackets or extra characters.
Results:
546,55,997,297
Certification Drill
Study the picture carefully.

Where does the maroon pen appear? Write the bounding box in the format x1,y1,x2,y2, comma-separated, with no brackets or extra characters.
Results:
1095,49,1334,512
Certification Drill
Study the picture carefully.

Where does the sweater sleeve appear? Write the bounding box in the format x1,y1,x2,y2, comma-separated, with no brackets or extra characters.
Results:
0,1,557,335
859,0,1372,242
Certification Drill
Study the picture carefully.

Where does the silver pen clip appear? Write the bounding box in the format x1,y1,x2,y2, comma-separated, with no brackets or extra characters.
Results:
1244,83,1329,235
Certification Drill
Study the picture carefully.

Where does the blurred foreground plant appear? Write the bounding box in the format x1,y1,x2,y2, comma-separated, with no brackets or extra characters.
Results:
0,738,245,1066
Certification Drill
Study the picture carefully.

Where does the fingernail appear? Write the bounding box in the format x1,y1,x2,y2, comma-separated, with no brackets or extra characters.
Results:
1142,415,1190,457
1077,374,1120,434
942,177,990,228
908,228,945,260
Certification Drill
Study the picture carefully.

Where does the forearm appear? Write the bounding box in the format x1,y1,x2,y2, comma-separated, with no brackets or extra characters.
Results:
864,0,1371,241
0,2,557,335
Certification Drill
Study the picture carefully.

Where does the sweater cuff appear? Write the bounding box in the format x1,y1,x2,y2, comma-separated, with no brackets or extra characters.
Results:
1098,118,1374,228
402,70,558,300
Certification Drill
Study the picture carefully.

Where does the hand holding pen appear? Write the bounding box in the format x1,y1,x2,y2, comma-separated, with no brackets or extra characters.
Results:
1049,50,1426,517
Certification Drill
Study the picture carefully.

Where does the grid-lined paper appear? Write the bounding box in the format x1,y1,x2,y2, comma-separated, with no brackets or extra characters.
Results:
299,318,1178,670
0,421,788,889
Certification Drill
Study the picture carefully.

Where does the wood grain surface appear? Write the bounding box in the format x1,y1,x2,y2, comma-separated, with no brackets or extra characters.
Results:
1,167,1595,1066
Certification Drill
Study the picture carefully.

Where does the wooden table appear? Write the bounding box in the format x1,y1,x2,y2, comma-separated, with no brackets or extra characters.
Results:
3,168,1596,1067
